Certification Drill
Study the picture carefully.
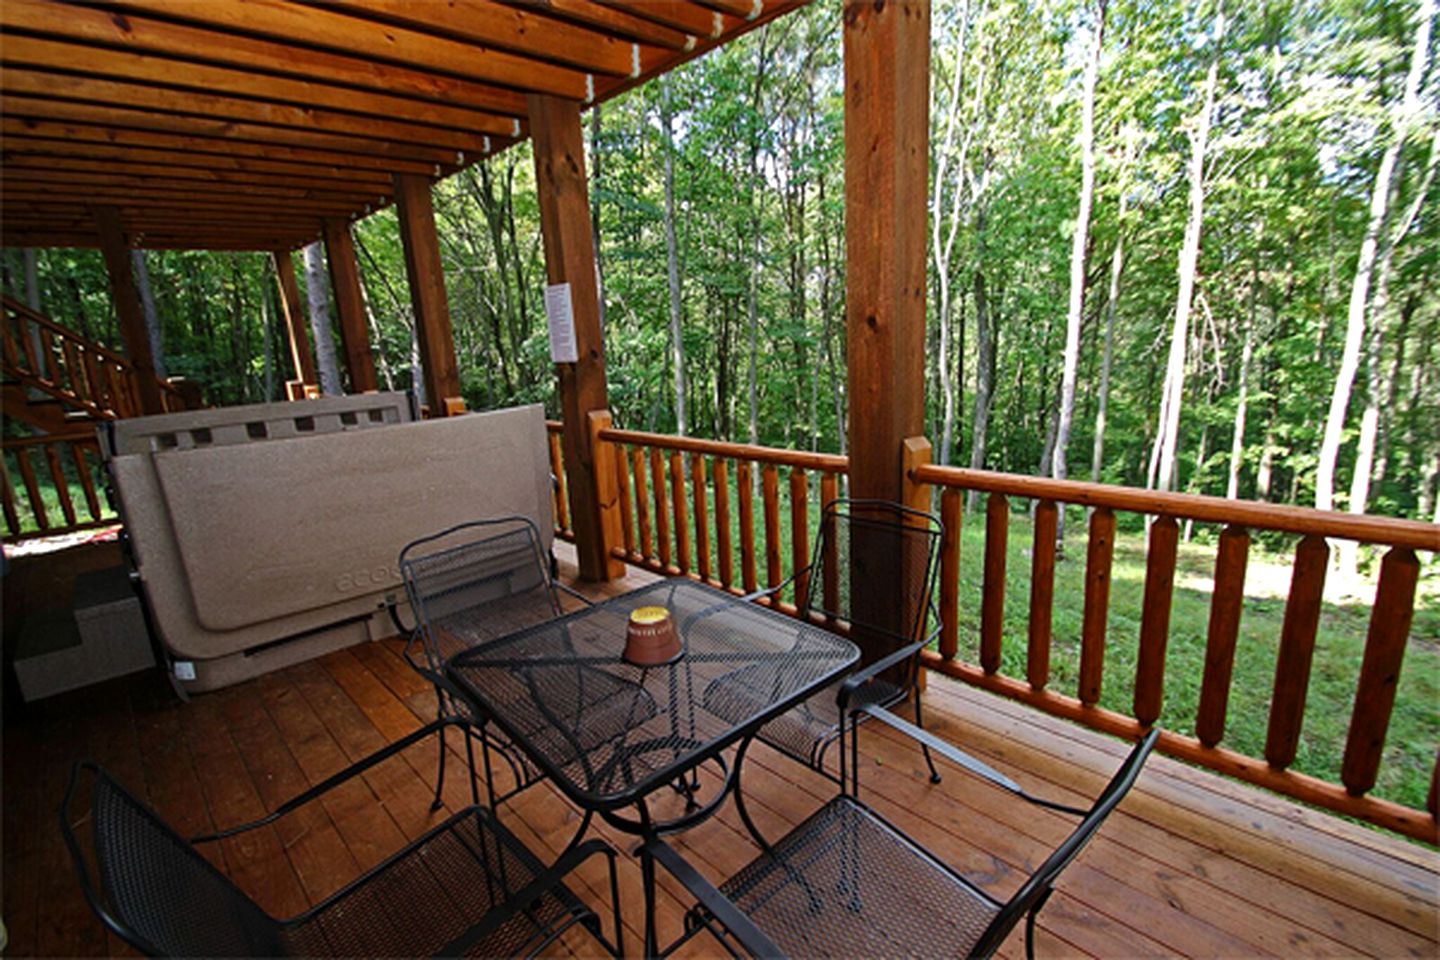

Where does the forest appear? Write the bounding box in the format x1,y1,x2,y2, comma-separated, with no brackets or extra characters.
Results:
6,0,1438,531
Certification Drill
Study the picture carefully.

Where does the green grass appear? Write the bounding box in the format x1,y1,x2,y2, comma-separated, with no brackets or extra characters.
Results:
616,458,1439,814
3,445,115,536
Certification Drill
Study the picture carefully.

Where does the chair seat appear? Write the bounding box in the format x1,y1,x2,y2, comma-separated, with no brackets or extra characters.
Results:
706,796,1000,958
703,669,904,768
284,806,591,958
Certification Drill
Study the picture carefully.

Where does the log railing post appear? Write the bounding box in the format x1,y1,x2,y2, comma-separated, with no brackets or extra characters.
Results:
1078,506,1116,706
1197,525,1250,747
980,493,1009,674
1134,516,1180,726
586,411,626,579
1265,534,1328,768
1028,500,1058,690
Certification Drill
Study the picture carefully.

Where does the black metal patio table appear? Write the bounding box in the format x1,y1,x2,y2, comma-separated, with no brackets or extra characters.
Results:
444,577,859,957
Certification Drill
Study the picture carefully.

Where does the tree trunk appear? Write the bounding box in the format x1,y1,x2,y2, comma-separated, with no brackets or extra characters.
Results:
661,76,688,436
966,261,996,513
1093,135,1135,485
1152,4,1226,493
132,249,167,379
302,242,343,396
1315,0,1434,511
932,0,973,467
1054,0,1105,548
1226,266,1257,499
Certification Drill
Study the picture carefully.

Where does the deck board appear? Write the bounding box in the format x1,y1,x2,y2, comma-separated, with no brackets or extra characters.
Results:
7,550,1437,959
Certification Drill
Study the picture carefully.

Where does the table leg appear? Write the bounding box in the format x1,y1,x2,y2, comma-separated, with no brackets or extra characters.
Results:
731,736,773,852
640,839,659,958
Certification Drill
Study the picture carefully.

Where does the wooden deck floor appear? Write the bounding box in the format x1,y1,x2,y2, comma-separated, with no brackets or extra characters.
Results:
5,550,1437,958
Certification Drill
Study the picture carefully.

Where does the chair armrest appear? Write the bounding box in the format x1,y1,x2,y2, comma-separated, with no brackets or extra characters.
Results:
438,836,618,957
857,704,1089,816
644,837,786,959
189,718,471,843
837,637,928,710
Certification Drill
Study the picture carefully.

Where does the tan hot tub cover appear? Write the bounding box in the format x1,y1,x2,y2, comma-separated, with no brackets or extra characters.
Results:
102,396,554,691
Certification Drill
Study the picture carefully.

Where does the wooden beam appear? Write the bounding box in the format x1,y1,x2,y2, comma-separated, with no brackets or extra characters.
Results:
2,83,477,165
105,0,589,99
327,0,645,76
529,93,617,581
93,206,163,414
272,250,318,387
0,142,394,189
2,93,478,166
508,0,693,49
2,170,381,202
3,119,436,177
844,0,929,504
323,220,377,393
0,0,531,116
393,174,460,414
0,34,522,137
843,0,930,664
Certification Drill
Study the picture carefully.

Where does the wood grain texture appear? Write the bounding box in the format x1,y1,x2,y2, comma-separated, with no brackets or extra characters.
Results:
738,461,757,593
649,447,671,569
980,493,1008,674
1342,547,1421,796
1265,535,1328,769
714,459,734,589
1027,500,1058,691
669,451,691,574
1078,507,1116,706
762,464,782,590
692,454,712,582
1133,516,1180,727
843,0,930,505
1197,525,1250,748
322,219,377,394
939,488,962,660
790,469,810,610
94,205,163,413
393,173,460,412
632,447,653,560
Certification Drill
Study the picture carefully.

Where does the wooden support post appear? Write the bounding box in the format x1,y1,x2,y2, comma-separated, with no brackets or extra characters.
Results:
272,249,317,394
93,206,163,414
587,410,626,579
394,173,461,415
530,93,612,581
844,0,930,663
323,219,378,393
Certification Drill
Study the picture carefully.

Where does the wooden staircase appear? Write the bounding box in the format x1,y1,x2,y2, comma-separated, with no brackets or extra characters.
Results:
1,294,191,429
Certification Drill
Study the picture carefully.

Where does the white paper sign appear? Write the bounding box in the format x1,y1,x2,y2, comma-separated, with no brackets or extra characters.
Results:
545,282,578,363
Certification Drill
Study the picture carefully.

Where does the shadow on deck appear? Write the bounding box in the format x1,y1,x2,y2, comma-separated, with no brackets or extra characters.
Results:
5,544,1436,958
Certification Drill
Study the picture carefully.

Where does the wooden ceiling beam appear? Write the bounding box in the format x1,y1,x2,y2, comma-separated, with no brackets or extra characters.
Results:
509,0,694,49
2,118,434,177
0,33,523,136
0,0,530,115
1,95,472,166
0,230,315,250
2,171,384,203
599,0,727,39
326,0,645,77
111,0,592,99
1,74,495,159
689,0,765,19
0,148,394,194
2,187,371,214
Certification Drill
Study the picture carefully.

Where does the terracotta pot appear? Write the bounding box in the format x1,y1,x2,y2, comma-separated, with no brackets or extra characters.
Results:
623,606,682,666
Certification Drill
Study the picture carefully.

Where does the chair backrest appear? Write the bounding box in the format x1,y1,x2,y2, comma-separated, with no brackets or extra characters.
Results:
398,516,561,672
61,762,282,957
972,729,1161,957
803,499,943,658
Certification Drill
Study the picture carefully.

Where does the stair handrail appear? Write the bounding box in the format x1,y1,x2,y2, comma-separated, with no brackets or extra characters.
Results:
1,293,187,415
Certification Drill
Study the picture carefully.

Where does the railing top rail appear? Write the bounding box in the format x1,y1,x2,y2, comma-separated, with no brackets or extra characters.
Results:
2,294,132,368
914,463,1440,551
599,426,849,474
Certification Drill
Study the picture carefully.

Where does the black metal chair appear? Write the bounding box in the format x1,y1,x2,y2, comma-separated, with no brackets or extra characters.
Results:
648,707,1160,959
61,719,625,958
703,499,945,785
397,516,652,809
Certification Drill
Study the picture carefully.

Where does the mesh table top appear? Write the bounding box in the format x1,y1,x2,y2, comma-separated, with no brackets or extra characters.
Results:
446,579,858,810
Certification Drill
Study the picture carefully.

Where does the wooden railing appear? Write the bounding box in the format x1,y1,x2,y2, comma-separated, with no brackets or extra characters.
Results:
1,432,116,540
1,294,187,419
545,418,1439,843
907,454,1439,844
546,419,849,612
